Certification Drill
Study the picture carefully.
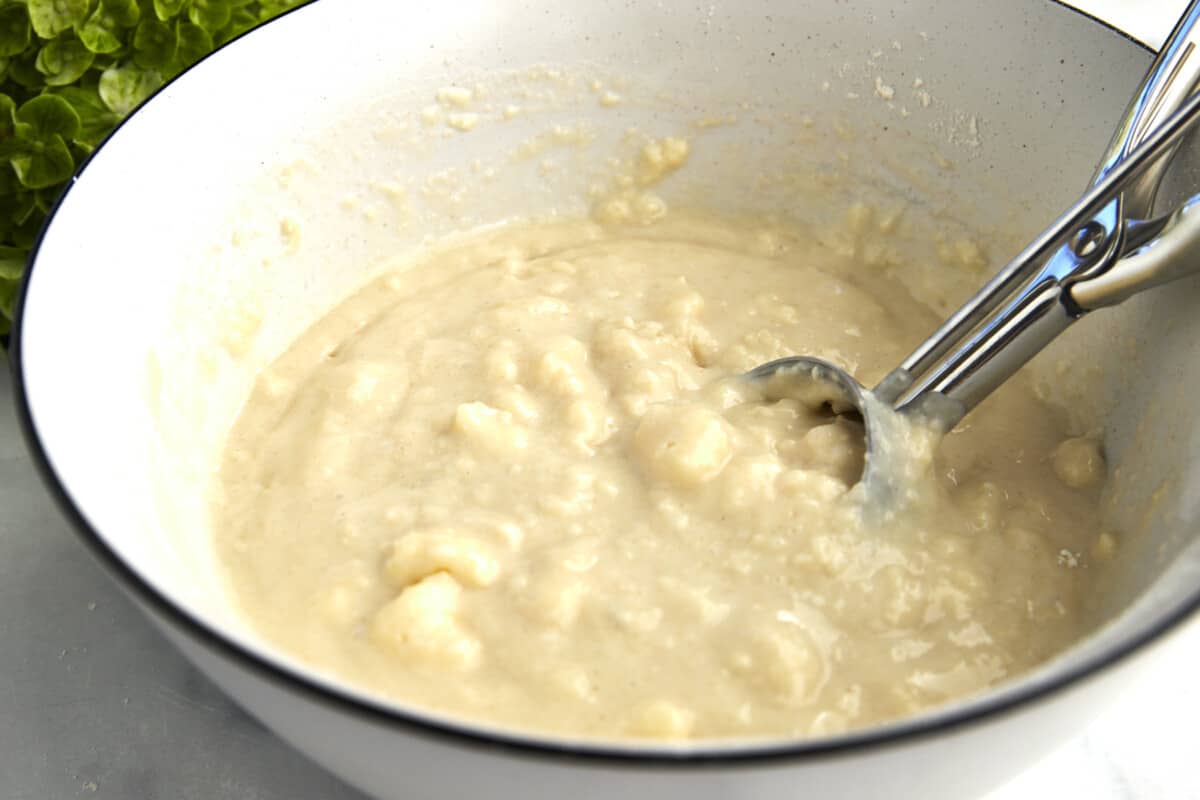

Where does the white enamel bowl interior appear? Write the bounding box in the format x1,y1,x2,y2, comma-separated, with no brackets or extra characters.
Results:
14,0,1200,798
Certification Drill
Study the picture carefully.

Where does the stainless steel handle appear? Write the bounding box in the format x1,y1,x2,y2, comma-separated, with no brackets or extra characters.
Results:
901,189,1200,418
900,285,1074,423
1096,1,1200,218
896,88,1200,423
877,0,1200,422
1072,194,1200,309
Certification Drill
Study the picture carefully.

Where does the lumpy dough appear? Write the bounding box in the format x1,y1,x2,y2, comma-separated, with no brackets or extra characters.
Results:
213,214,1106,740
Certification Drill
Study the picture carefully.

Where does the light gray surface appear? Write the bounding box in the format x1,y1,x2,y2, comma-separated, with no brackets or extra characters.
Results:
0,364,363,800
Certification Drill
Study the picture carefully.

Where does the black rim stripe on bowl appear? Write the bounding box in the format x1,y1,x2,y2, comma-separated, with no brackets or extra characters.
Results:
9,0,1200,768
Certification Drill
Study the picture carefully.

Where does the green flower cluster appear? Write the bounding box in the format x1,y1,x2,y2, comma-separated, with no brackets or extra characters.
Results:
0,0,305,341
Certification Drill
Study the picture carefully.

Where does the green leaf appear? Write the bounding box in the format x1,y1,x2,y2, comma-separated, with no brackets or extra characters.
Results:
188,0,229,33
77,13,122,52
0,128,21,159
7,49,47,90
0,3,32,58
0,94,17,131
11,134,74,189
153,0,187,21
27,0,89,39
78,0,141,54
11,188,37,223
167,19,209,75
0,246,24,279
214,4,255,44
17,94,81,140
52,86,119,146
0,275,18,326
103,0,141,26
0,175,19,245
0,94,33,154
132,16,175,68
0,139,26,159
0,138,26,159
0,246,20,321
0,184,31,239
32,185,58,214
97,64,162,115
9,211,43,247
36,36,96,85
257,0,300,14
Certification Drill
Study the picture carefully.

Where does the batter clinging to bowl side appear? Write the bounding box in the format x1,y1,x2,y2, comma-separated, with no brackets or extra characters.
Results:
212,183,1108,740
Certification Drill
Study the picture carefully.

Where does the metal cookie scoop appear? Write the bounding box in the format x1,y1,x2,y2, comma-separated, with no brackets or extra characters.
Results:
745,356,926,508
750,2,1200,507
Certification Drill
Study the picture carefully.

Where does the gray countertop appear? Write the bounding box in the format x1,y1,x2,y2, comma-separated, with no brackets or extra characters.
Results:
0,365,362,800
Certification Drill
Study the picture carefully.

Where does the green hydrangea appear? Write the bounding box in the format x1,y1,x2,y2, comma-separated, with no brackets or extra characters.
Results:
0,0,306,341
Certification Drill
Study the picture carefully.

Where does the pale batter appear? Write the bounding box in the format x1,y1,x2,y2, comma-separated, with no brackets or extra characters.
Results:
212,210,1106,740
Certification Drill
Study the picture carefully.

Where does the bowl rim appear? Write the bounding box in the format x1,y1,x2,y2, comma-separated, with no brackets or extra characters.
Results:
9,0,1200,769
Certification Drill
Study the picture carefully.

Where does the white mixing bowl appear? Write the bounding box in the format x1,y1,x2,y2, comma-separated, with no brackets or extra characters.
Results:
12,1,1200,797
